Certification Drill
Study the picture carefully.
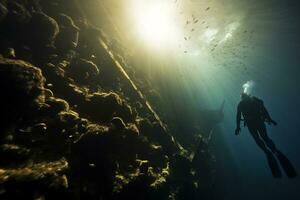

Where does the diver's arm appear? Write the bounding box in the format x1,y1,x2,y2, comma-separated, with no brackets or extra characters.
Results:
261,104,277,125
235,104,242,135
261,104,272,121
236,105,241,128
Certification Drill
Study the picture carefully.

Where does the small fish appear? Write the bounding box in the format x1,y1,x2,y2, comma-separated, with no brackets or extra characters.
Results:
206,7,210,11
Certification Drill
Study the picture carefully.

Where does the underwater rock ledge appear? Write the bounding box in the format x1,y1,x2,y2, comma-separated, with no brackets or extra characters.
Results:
0,0,215,199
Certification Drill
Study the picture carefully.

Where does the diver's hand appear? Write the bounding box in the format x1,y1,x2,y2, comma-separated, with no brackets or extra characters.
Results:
235,127,241,135
271,120,277,126
266,119,277,126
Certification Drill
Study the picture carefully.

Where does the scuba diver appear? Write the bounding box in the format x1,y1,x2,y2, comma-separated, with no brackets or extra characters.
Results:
235,92,297,178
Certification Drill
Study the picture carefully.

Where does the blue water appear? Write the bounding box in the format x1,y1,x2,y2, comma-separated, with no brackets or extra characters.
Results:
154,1,300,198
91,0,300,199
203,1,300,198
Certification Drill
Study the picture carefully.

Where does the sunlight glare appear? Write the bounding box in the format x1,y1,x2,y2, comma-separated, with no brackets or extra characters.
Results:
132,0,179,48
220,21,240,43
203,28,219,43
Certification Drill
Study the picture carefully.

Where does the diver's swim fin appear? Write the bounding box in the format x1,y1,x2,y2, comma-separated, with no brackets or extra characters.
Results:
275,151,297,178
266,153,282,178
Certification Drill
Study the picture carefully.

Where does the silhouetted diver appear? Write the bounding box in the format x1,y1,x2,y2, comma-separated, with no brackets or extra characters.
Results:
235,92,297,178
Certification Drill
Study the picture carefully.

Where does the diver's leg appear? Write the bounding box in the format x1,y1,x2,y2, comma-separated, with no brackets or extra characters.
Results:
248,125,282,178
257,123,297,177
257,123,277,153
275,151,297,178
248,126,269,154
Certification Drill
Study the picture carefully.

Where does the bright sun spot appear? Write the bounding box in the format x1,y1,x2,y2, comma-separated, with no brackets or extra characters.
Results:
129,0,241,53
131,0,179,48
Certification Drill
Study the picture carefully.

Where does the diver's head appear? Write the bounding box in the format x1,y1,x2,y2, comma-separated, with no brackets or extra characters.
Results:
241,92,251,100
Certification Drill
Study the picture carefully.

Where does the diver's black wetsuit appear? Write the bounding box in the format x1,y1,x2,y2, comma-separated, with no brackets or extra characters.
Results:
235,95,297,178
236,96,276,153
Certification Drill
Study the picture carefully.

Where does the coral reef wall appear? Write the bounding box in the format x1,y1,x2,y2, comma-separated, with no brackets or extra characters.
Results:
0,0,215,199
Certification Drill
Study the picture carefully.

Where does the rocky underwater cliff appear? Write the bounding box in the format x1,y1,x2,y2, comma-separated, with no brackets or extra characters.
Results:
0,0,216,199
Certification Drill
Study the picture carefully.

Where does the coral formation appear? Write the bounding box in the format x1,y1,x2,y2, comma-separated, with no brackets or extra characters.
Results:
0,0,215,199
